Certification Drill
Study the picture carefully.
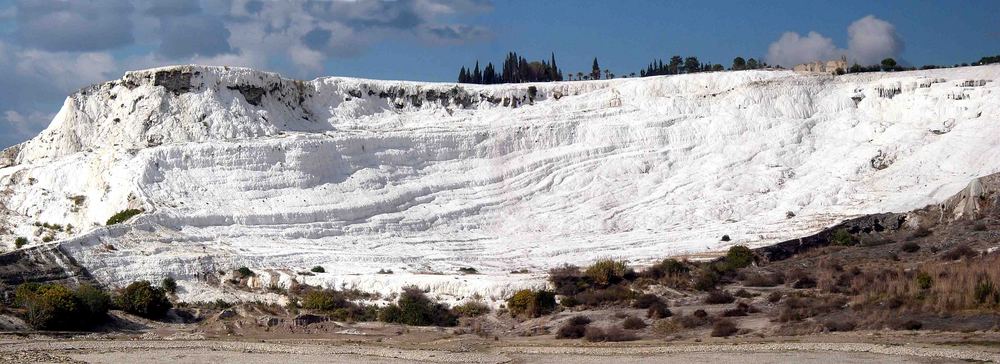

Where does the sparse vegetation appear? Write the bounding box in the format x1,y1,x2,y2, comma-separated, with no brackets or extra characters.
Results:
310,266,325,273
106,208,143,225
457,267,479,274
705,290,735,304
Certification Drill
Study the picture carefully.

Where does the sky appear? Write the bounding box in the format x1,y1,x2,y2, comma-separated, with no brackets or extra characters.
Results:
0,0,998,149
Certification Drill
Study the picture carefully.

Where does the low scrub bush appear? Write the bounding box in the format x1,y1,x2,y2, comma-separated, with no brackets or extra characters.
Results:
711,319,739,337
457,267,478,274
584,259,631,287
792,276,817,289
301,289,349,311
106,209,143,225
310,266,325,273
693,268,720,291
632,293,662,309
556,316,592,339
721,245,754,271
573,285,636,307
646,301,672,319
907,226,932,240
823,319,856,332
830,228,855,246
704,290,735,304
549,264,585,295
452,301,490,317
900,242,920,253
506,289,557,318
14,236,28,249
379,287,457,326
915,272,933,290
941,245,977,261
741,270,784,287
114,280,172,319
236,266,255,278
622,316,647,330
15,283,111,330
584,325,637,342
652,319,683,335
676,312,709,328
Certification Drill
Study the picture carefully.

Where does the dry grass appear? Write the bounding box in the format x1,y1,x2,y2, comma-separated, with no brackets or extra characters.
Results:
854,252,1000,312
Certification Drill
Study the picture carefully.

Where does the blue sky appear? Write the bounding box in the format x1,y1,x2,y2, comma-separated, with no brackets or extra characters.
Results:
0,0,998,148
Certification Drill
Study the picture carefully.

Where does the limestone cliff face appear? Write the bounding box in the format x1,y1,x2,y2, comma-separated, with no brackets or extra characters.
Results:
0,64,998,302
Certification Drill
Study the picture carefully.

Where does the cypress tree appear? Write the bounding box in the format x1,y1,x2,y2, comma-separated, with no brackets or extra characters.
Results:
591,58,601,80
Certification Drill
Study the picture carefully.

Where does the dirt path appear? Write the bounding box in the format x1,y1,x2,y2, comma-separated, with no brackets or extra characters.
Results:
0,339,997,363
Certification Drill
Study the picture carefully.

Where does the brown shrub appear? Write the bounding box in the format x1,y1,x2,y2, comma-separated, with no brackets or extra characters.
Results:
622,316,647,330
941,245,977,261
710,319,739,337
604,326,639,341
704,290,735,304
822,319,856,332
632,293,662,309
556,317,590,339
646,301,673,319
652,319,682,335
676,312,709,328
574,285,636,307
583,326,606,342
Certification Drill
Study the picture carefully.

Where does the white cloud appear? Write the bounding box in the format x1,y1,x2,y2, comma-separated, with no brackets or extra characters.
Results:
847,15,904,65
765,15,904,67
766,31,841,68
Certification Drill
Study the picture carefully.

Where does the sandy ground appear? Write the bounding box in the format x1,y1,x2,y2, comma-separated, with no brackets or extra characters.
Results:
0,338,996,364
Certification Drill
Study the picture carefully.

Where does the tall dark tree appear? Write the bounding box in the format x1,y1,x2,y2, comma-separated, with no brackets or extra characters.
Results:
591,58,601,80
669,56,683,74
684,57,700,73
472,61,482,84
458,67,469,83
732,57,746,71
746,58,759,70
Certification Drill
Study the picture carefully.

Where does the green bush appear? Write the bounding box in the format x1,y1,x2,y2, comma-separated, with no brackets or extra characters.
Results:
301,290,348,311
506,289,556,318
723,245,754,270
378,287,457,326
310,266,325,273
161,277,177,294
14,283,110,330
106,209,143,225
14,236,28,249
457,267,479,274
236,266,254,277
830,228,855,246
915,272,933,290
584,259,629,286
114,280,172,318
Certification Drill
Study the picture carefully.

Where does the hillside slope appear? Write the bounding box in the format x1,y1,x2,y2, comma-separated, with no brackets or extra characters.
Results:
1,65,998,302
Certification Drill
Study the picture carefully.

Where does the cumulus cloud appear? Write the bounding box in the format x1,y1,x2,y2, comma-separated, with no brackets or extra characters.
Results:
0,0,495,148
847,15,904,65
765,15,904,67
766,31,840,68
